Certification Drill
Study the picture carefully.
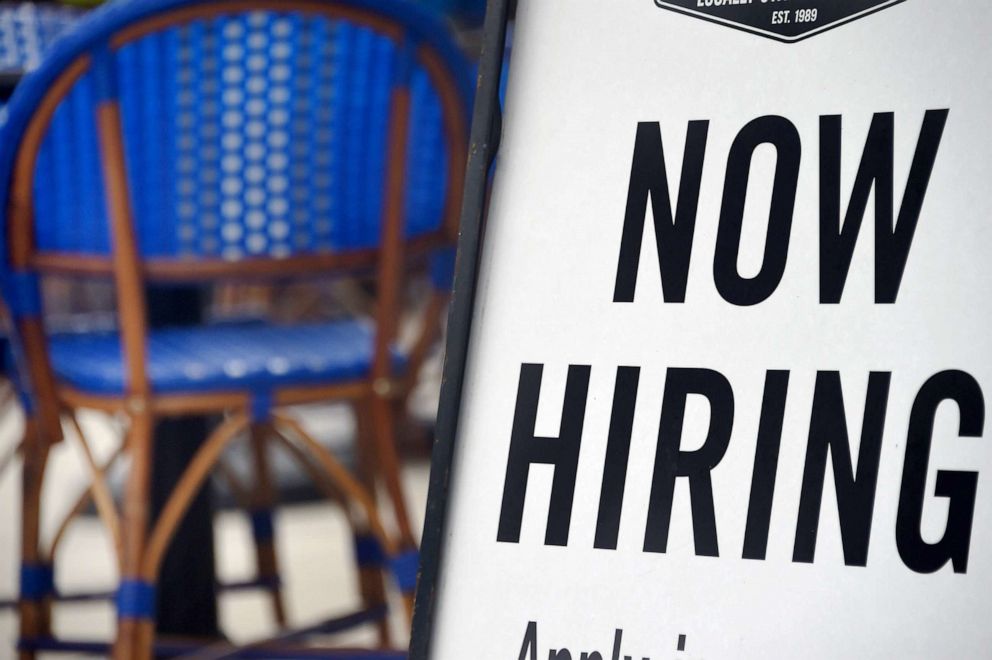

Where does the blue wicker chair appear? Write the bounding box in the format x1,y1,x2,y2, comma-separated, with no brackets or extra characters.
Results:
0,0,471,657
0,2,79,72
0,3,80,114
0,2,80,495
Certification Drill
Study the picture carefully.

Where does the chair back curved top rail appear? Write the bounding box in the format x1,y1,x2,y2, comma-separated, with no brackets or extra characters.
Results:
1,0,472,279
0,0,472,425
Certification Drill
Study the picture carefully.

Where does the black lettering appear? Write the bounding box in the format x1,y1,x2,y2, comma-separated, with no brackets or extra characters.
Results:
793,372,890,566
819,110,948,303
614,121,709,303
897,370,984,574
610,629,623,660
742,370,790,560
497,364,592,546
644,368,734,556
594,367,641,550
519,621,538,660
714,115,801,306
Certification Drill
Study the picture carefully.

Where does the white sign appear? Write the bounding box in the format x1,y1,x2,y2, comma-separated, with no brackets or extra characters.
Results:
431,1,992,657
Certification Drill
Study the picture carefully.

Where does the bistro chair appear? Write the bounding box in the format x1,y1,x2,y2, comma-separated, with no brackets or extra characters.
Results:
0,2,80,75
1,2,80,123
0,0,471,657
0,0,81,474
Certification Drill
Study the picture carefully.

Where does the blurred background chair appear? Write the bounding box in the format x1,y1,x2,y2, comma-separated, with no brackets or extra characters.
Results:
1,2,81,117
0,2,79,74
0,0,471,656
0,4,83,582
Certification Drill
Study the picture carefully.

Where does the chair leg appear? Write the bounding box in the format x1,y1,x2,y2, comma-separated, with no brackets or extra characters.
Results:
353,403,392,647
268,421,393,645
114,413,156,660
365,395,416,549
19,420,51,660
271,413,414,627
248,425,287,628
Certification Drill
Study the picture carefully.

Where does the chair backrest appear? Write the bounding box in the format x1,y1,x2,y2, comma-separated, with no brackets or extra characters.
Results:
0,3,80,72
0,3,80,119
0,0,472,283
0,0,472,428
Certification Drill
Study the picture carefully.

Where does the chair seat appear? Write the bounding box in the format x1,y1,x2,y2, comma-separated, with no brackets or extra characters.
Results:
48,319,404,396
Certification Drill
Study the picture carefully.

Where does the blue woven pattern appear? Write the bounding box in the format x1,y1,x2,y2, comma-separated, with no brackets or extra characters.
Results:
31,9,452,260
48,319,406,394
0,3,79,122
0,3,78,71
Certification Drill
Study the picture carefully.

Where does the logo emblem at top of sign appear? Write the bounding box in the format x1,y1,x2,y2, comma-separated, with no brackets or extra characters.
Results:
653,0,906,43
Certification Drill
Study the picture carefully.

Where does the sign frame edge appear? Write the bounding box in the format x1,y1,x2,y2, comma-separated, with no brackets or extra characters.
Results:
409,1,511,657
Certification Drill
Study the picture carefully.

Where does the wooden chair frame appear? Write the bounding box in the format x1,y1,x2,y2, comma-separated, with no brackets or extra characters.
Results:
5,2,468,659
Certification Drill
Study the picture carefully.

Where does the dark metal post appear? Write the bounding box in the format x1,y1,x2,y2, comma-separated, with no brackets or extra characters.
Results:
408,0,511,655
147,286,219,640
